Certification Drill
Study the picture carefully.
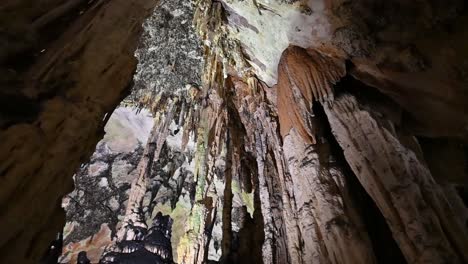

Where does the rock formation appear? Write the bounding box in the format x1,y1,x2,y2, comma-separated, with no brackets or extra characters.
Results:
100,212,174,264
0,0,158,263
1,0,467,264
59,107,153,263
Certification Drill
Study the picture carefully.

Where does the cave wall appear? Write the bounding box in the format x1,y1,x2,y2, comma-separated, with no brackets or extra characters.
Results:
1,0,468,263
0,0,158,263
180,0,468,263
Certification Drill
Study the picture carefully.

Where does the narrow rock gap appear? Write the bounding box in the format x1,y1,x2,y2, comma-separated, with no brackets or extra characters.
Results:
221,129,233,263
456,186,468,208
316,77,408,264
219,94,265,264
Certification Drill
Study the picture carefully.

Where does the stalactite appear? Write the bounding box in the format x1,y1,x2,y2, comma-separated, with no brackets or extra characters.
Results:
116,95,178,242
13,1,464,262
228,77,289,263
323,93,468,263
282,127,377,264
277,46,346,144
193,0,251,92
95,86,202,264
175,87,226,263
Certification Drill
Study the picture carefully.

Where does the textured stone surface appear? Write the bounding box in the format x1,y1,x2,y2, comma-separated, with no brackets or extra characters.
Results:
323,93,468,263
1,0,468,263
60,107,153,263
100,212,174,264
61,224,113,264
0,1,158,263
282,128,376,264
130,0,203,101
277,46,345,143
61,91,202,263
202,0,468,139
60,1,206,262
220,0,339,86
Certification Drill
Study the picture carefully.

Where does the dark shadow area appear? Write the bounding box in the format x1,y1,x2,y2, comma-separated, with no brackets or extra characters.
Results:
315,75,408,264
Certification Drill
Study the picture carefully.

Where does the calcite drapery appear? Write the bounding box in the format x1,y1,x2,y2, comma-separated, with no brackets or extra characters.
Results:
323,93,468,263
99,89,197,263
230,69,376,263
277,46,346,144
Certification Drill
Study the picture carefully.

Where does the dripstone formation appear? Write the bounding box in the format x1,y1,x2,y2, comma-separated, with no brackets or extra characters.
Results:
0,0,467,264
100,212,173,264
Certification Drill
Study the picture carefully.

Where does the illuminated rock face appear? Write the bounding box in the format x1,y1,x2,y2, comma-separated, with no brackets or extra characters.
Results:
59,107,153,263
1,0,468,264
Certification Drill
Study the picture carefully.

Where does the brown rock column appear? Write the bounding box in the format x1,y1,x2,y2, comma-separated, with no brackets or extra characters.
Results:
275,46,376,264
323,93,468,263
283,128,377,264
